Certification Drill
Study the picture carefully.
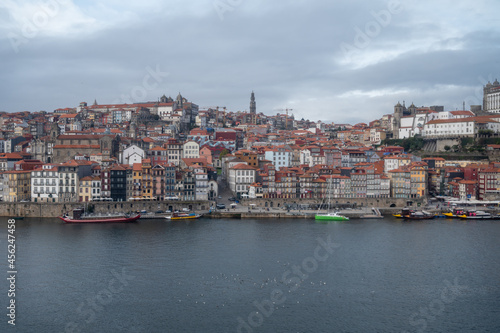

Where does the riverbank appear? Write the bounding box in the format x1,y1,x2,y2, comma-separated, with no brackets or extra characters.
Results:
3,202,499,220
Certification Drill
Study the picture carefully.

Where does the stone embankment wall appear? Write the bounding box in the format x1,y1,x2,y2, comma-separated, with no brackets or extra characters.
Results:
0,198,424,218
240,197,421,209
0,201,211,218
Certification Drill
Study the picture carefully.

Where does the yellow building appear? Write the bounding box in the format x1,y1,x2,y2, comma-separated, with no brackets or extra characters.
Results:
141,159,152,199
410,162,428,198
3,170,31,202
132,163,142,199
79,176,92,202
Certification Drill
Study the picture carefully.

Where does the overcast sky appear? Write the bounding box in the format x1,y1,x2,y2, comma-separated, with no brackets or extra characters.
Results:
1,0,499,124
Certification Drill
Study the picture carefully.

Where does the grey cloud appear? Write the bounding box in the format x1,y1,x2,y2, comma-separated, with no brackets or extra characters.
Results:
0,0,499,123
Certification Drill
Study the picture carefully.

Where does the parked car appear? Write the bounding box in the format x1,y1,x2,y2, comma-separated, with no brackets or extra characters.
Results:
155,210,163,214
228,197,236,201
182,208,190,212
216,204,226,209
218,195,222,199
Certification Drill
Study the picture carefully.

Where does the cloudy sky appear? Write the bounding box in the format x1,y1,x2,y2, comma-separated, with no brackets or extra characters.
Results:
1,0,499,124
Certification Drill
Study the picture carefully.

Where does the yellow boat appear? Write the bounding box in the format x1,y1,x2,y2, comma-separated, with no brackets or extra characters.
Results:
392,214,402,218
165,212,202,220
443,208,466,218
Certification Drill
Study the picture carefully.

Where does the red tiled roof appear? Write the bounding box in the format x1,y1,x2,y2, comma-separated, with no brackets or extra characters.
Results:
231,163,257,170
53,145,100,149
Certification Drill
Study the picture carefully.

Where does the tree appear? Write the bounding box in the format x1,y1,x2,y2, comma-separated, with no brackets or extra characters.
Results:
220,149,229,157
444,145,451,152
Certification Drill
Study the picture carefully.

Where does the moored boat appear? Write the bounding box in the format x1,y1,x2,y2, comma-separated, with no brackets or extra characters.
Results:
442,207,466,218
397,208,435,220
458,210,491,219
59,213,141,223
315,211,350,221
165,212,203,220
315,177,349,222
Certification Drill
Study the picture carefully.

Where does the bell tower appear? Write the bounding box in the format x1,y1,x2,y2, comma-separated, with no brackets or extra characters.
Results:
250,91,256,115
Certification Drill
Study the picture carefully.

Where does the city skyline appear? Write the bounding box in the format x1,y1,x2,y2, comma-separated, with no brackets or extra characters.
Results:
1,0,499,123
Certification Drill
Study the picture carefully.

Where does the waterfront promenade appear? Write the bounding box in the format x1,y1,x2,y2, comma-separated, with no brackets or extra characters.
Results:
3,199,498,219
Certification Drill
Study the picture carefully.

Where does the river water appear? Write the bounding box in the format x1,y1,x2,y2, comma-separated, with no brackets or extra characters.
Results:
2,216,500,333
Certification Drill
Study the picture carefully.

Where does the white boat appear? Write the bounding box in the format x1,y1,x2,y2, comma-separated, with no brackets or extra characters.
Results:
315,211,349,221
315,177,349,222
459,210,491,219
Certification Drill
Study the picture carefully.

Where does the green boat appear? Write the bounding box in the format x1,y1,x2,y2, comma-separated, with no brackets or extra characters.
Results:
315,212,349,221
315,177,350,222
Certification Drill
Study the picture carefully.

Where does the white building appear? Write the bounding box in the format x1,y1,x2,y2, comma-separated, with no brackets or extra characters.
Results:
91,176,102,201
182,141,200,159
398,113,429,139
383,155,411,174
370,128,386,145
195,170,209,201
437,110,475,120
484,79,500,113
299,148,311,166
228,163,256,198
31,165,59,203
264,146,292,170
121,145,145,165
422,118,475,137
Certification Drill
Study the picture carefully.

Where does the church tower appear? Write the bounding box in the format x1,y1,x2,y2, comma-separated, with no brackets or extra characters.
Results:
392,102,403,139
50,122,60,140
408,102,417,116
176,92,184,109
250,91,256,114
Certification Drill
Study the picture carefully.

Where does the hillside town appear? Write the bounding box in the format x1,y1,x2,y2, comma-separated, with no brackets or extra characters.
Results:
1,80,500,206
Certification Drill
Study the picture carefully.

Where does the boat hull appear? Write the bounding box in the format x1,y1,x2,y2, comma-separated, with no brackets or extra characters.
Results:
404,215,435,220
459,215,492,220
59,214,141,223
166,214,202,220
315,214,349,221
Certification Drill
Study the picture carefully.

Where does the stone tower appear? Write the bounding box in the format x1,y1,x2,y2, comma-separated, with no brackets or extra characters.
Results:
50,122,60,140
176,92,184,109
408,102,417,116
392,102,404,139
250,91,256,114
